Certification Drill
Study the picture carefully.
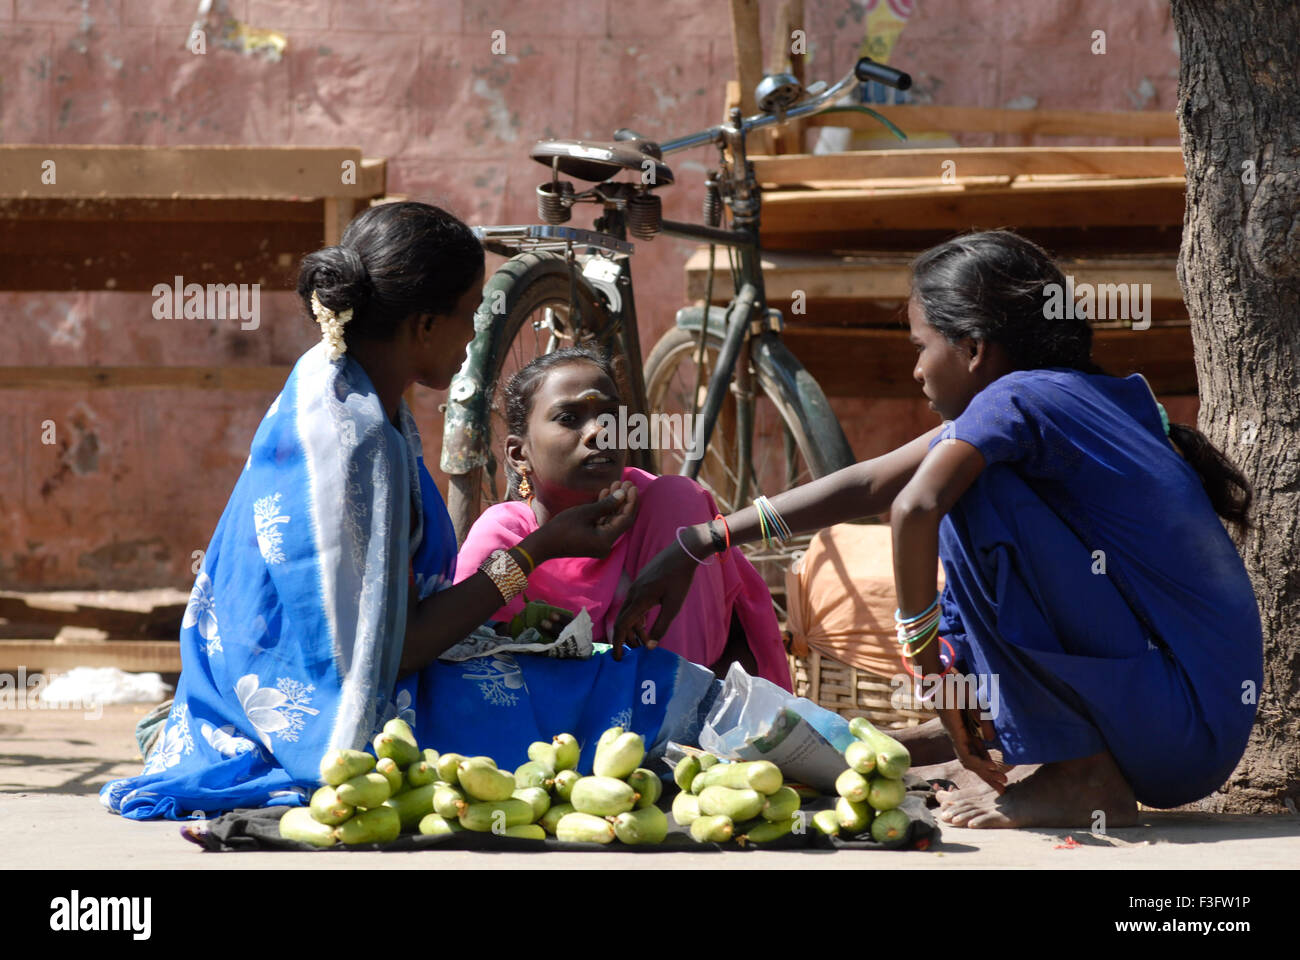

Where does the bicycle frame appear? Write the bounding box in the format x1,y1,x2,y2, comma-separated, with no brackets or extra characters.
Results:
444,60,888,491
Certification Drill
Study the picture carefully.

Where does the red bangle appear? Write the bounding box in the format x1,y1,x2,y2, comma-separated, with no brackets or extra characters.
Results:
714,514,731,562
900,636,956,680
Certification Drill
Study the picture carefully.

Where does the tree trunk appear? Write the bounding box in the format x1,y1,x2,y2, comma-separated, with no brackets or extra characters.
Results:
1171,0,1300,813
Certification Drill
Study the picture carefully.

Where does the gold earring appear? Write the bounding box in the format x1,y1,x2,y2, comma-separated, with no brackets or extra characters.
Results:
518,472,533,502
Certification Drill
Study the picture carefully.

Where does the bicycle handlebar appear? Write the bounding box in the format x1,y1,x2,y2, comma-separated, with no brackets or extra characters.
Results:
658,57,911,155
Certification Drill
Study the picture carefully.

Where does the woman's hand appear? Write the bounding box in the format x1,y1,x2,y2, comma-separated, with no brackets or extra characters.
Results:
532,481,638,561
936,703,1009,794
610,529,703,661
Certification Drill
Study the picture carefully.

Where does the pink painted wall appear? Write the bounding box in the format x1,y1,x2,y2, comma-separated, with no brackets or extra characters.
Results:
0,0,1186,590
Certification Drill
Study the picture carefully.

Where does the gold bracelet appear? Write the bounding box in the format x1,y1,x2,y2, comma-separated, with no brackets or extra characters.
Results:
511,545,535,574
480,549,528,604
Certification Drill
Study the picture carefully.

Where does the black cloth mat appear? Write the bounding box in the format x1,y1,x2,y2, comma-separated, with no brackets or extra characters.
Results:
188,774,941,853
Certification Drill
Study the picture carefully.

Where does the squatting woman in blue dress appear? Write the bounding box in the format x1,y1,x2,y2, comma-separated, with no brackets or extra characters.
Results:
614,230,1262,828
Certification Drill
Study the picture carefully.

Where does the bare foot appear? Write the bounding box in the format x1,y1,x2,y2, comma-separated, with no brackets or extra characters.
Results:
935,751,1137,829
889,718,957,765
915,759,993,795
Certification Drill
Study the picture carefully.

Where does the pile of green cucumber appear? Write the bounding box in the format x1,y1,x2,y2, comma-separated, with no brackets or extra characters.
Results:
280,721,670,848
670,754,804,846
810,716,915,843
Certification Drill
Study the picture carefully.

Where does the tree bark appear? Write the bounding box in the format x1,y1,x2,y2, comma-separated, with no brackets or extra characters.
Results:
1171,0,1300,813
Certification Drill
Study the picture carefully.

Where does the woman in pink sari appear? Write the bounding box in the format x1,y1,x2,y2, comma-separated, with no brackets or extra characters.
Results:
454,347,792,690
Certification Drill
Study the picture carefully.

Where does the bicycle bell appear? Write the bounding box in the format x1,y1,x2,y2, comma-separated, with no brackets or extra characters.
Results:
756,72,803,116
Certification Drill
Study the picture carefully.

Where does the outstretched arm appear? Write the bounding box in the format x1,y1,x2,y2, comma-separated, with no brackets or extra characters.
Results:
610,424,945,653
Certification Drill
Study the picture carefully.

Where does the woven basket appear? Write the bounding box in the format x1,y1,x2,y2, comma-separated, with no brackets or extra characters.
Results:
788,646,935,731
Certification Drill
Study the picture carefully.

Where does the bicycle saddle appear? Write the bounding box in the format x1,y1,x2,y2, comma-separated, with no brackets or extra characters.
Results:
530,138,674,185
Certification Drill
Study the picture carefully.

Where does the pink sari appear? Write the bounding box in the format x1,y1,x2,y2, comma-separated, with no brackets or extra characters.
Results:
454,467,792,690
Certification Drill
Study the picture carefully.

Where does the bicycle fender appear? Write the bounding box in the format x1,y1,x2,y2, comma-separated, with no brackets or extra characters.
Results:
672,303,730,340
440,299,497,475
750,333,857,476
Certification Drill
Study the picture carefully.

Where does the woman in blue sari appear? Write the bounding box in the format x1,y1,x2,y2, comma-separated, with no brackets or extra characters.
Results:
101,202,713,821
614,231,1262,829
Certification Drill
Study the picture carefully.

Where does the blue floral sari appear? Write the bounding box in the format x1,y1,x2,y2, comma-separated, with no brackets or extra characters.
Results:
101,344,711,821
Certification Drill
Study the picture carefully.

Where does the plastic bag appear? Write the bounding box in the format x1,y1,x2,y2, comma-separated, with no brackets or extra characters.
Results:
697,663,855,793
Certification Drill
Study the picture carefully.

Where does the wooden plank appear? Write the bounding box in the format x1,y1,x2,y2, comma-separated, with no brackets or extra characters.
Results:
766,0,805,155
0,146,385,199
729,0,764,120
760,177,1186,235
0,639,181,674
0,196,327,223
0,212,319,290
0,366,292,390
782,324,1197,398
0,595,184,637
753,147,1186,184
685,247,1186,302
804,105,1180,139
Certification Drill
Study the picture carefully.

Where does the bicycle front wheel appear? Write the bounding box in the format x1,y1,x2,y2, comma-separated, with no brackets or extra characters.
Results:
643,325,855,608
445,252,626,544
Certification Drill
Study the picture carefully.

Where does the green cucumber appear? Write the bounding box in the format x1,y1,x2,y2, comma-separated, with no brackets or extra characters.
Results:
458,759,517,802
383,783,437,831
336,771,392,809
671,790,701,827
417,813,461,837
375,757,404,795
569,776,637,817
512,786,551,821
555,811,616,844
693,760,783,795
848,716,911,779
698,785,765,823
457,798,534,833
514,760,555,790
812,809,841,837
612,806,669,845
421,748,440,768
551,733,580,772
527,741,559,771
335,805,400,845
698,753,721,770
503,824,546,840
382,717,418,748
405,760,437,788
867,776,907,812
761,785,801,822
844,739,877,776
309,785,353,826
539,802,576,836
626,768,663,809
319,749,375,787
673,755,701,793
435,752,465,785
593,730,645,780
374,732,421,769
280,807,338,847
836,797,872,835
689,814,734,844
870,807,911,843
739,818,795,844
552,768,581,801
835,768,871,803
432,783,465,819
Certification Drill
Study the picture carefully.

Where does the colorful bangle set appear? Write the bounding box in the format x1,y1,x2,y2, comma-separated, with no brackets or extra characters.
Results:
753,495,791,550
894,589,955,679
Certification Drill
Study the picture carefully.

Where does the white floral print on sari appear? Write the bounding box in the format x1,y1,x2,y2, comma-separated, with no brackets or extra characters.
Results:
200,722,259,758
183,572,222,655
143,704,195,774
253,492,290,565
235,674,320,751
460,655,525,707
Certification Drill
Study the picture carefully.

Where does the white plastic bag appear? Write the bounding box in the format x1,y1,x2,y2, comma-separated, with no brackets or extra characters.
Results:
698,663,855,793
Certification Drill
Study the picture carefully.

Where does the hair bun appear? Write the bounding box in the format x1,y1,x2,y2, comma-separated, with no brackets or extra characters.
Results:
302,244,372,314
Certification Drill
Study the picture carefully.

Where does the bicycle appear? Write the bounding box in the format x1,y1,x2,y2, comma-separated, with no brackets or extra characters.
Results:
442,56,911,600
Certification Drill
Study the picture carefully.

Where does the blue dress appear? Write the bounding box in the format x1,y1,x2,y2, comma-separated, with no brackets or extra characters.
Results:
929,368,1261,808
99,344,712,820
